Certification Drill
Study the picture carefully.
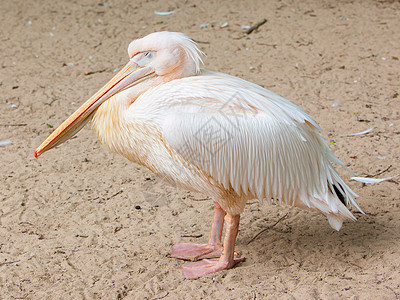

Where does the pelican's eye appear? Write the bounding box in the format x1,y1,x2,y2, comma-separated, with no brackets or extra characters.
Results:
135,51,155,67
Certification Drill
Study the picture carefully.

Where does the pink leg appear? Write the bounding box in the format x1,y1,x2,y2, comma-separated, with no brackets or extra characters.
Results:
170,202,225,261
208,201,226,244
181,213,245,279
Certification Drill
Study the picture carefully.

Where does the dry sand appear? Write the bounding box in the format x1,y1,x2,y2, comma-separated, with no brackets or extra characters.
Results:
1,0,400,299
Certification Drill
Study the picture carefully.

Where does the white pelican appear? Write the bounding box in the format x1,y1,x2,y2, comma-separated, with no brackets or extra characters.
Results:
35,31,362,279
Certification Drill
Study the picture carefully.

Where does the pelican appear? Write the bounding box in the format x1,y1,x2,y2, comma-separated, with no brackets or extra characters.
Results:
35,31,362,279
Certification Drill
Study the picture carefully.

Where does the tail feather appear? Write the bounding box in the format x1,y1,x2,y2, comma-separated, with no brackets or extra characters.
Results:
327,215,344,231
293,181,357,231
324,182,358,230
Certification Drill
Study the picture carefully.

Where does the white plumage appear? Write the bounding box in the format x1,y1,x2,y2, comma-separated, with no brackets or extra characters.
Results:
110,69,360,228
35,31,363,279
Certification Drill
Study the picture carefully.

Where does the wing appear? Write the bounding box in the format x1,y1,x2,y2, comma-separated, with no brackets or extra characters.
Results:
132,70,360,217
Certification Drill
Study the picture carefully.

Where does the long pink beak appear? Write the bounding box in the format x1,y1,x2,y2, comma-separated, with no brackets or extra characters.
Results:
34,61,153,158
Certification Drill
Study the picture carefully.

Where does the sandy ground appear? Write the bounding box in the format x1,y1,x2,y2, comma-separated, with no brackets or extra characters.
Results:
1,0,400,299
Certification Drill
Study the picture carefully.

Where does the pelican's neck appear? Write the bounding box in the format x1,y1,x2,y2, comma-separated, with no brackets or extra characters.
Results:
90,93,126,153
89,75,171,161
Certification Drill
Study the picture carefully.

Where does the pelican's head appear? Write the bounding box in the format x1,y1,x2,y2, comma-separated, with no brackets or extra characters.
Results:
34,31,204,158
128,31,203,78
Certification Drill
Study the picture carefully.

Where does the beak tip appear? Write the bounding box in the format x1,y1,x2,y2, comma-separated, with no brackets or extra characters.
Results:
34,149,39,158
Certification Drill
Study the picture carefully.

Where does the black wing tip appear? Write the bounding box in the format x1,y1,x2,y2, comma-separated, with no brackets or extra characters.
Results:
332,183,346,206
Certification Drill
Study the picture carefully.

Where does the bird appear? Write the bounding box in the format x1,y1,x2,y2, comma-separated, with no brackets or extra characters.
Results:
35,31,362,279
